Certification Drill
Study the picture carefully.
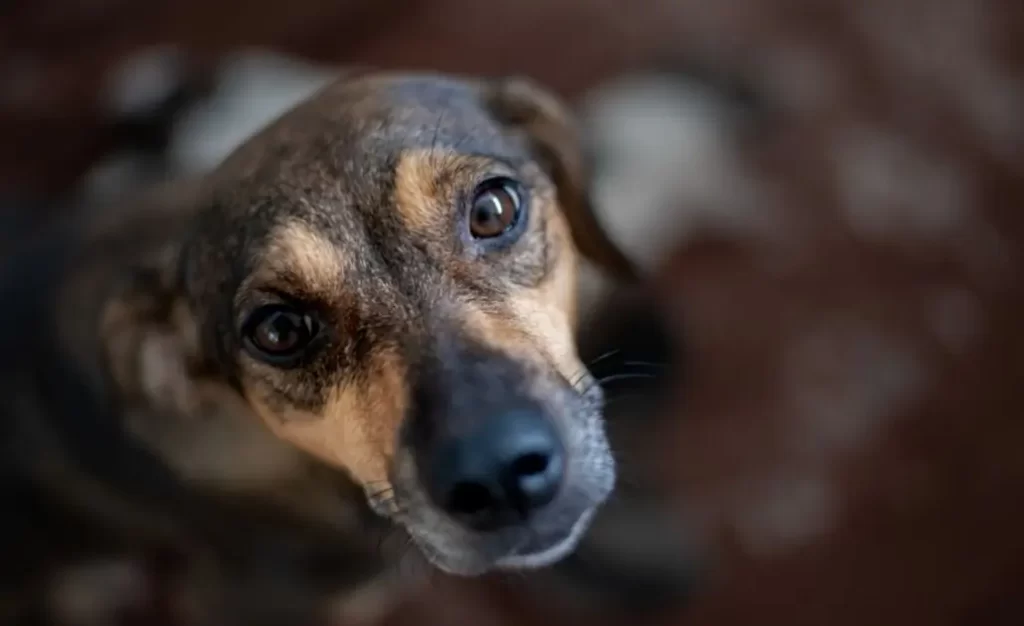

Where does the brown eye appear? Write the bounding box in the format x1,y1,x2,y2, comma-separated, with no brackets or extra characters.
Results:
243,305,319,365
469,178,524,239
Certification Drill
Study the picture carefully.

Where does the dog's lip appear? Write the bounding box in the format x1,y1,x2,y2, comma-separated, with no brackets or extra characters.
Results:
512,526,575,556
494,507,596,570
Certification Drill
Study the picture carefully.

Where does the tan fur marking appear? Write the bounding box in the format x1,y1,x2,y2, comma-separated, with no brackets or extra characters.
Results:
244,350,408,488
252,220,345,294
545,196,582,330
393,149,492,235
461,208,584,390
393,149,446,234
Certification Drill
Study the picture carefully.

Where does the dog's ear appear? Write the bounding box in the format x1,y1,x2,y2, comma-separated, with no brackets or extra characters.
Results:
98,243,326,495
100,241,205,418
482,77,639,282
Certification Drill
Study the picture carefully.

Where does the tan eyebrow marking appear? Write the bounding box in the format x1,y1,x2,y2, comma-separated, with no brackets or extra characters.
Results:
394,148,491,235
250,220,346,294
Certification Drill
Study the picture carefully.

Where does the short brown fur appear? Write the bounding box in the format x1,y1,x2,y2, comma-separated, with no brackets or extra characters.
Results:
0,71,635,624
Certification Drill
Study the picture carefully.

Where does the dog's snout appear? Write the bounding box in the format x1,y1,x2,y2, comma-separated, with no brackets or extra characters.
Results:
425,410,565,531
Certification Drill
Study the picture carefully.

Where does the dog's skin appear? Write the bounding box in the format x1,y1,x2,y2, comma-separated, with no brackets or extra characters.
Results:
0,71,636,624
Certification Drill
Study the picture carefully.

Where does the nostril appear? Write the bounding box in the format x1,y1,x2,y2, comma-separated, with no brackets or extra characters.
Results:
510,452,550,478
425,411,566,530
506,448,563,513
447,481,495,518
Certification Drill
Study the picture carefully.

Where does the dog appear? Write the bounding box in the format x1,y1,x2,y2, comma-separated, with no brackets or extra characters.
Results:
0,70,638,625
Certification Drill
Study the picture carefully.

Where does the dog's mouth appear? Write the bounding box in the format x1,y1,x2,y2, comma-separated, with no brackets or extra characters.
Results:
493,506,597,570
390,498,602,576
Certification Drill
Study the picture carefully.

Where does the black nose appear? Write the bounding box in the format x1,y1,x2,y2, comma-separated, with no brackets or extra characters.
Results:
425,410,565,531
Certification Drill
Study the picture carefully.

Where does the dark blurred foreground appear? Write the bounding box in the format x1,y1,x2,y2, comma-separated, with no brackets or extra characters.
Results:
3,0,1024,625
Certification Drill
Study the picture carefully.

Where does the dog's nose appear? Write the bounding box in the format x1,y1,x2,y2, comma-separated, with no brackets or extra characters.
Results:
426,410,565,531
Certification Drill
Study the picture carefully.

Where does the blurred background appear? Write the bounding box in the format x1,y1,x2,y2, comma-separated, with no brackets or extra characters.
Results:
2,0,1023,624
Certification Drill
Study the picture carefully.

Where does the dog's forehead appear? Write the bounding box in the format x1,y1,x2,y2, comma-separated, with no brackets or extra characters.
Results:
190,75,537,302
355,75,508,149
210,75,525,224
189,74,528,297
290,75,516,163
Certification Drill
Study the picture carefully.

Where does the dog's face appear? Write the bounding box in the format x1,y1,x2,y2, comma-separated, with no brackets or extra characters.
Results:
119,73,636,575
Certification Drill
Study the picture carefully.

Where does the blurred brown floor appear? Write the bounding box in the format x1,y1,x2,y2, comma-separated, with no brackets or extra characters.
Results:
3,1,1024,625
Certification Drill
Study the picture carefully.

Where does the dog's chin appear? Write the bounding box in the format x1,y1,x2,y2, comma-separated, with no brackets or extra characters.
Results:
407,506,599,577
494,507,596,570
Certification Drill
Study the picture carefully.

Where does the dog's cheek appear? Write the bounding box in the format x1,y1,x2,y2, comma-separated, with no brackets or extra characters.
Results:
242,353,409,489
515,213,583,385
457,292,582,399
545,207,580,329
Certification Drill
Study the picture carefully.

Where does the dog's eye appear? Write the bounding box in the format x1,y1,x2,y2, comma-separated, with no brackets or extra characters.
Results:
469,177,524,239
242,304,319,364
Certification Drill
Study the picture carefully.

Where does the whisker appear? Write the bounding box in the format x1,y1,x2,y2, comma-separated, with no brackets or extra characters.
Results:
366,487,395,500
572,357,671,397
596,373,659,386
585,348,623,369
571,373,592,392
622,360,670,369
375,504,410,518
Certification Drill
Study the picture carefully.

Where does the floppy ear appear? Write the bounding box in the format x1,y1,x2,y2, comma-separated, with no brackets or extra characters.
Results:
99,242,329,494
483,77,639,282
100,241,205,419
